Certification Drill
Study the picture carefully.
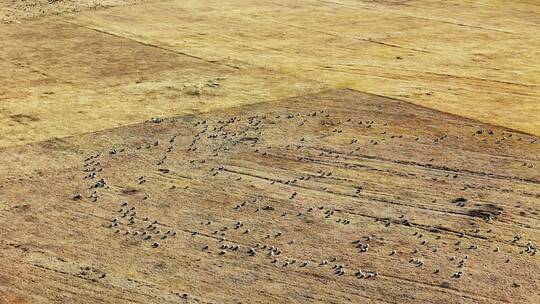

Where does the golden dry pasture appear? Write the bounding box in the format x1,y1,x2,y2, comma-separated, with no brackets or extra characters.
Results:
0,1,539,304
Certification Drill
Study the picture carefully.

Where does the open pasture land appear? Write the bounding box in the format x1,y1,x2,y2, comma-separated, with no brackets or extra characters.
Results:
1,90,539,303
0,1,539,303
1,0,540,149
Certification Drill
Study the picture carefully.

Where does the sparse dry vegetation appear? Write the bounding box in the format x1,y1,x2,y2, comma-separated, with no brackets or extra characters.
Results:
0,1,539,303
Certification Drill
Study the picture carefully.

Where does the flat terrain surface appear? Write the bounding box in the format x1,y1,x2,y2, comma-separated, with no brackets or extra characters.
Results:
0,1,539,303
0,0,149,23
1,0,539,148
1,90,539,303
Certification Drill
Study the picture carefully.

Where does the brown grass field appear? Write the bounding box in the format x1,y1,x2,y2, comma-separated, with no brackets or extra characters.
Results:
0,1,539,303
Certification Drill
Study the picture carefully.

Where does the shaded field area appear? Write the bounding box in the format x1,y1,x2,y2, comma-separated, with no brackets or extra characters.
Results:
1,90,538,303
